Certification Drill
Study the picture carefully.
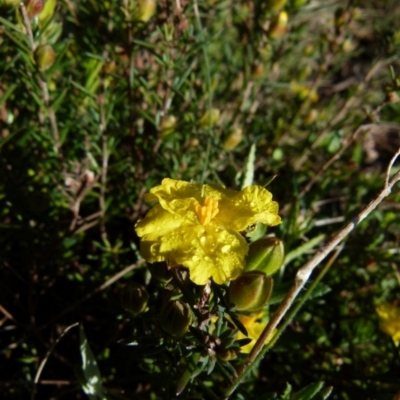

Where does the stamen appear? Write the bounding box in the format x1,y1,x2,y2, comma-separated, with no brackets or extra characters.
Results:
195,197,219,225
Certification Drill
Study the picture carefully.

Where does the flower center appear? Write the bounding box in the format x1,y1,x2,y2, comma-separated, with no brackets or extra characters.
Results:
195,196,219,225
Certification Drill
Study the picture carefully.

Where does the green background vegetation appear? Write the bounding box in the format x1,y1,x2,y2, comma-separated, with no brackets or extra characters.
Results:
1,0,400,398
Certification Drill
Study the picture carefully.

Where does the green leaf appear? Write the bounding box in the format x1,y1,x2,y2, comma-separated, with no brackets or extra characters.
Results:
79,324,106,400
269,281,330,305
283,234,326,267
241,142,256,189
279,383,292,399
290,382,328,400
0,83,17,107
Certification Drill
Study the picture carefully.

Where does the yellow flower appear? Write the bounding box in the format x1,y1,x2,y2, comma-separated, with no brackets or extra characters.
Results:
236,312,275,353
376,302,400,346
135,178,281,285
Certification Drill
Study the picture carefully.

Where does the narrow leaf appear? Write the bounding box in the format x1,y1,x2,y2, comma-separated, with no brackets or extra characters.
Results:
242,143,256,189
79,324,106,400
283,234,325,267
290,382,325,400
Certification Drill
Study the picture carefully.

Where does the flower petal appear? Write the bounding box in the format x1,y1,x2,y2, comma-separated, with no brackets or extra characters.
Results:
217,185,281,231
177,226,247,285
150,178,235,221
135,204,194,263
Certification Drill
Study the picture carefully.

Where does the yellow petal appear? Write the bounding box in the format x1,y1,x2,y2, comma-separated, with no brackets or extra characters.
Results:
218,186,281,231
135,204,194,263
236,311,275,353
176,226,248,285
150,178,234,222
157,227,246,284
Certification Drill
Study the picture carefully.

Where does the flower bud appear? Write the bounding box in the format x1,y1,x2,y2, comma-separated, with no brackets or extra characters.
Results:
245,237,284,276
229,272,273,312
217,348,237,361
25,0,44,18
159,115,177,138
121,282,149,315
136,0,156,23
304,109,318,125
223,127,243,151
199,108,220,129
268,11,288,39
34,45,55,71
160,301,192,338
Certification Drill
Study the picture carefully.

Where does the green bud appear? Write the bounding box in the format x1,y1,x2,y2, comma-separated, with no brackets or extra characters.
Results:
229,271,273,312
159,115,177,138
199,108,220,129
223,127,243,151
25,0,44,18
217,348,237,361
121,283,149,315
136,0,156,22
34,45,55,71
160,300,192,338
245,237,284,276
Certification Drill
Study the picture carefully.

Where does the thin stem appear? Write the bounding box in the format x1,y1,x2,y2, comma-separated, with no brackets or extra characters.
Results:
31,322,79,400
222,149,400,398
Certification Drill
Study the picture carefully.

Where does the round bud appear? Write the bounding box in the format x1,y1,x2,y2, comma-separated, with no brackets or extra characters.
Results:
34,45,55,71
160,300,192,338
229,271,273,312
199,108,220,129
25,0,44,18
245,237,284,276
160,115,177,138
121,282,149,315
217,348,237,361
223,127,243,151
136,0,156,23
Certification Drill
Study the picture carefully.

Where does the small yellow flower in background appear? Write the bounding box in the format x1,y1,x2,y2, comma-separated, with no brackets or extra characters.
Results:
236,312,275,353
135,178,281,285
376,302,400,346
199,108,220,129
